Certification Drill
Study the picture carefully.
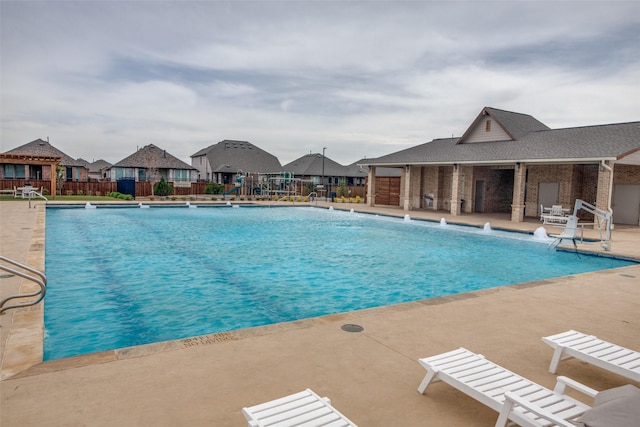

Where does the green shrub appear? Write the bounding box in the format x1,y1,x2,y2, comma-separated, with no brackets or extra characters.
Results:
108,191,133,200
154,177,173,196
204,182,225,194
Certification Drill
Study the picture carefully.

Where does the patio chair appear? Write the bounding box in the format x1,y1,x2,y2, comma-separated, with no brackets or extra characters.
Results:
550,205,564,216
417,347,596,427
542,205,569,224
548,215,579,249
542,330,640,382
242,388,358,427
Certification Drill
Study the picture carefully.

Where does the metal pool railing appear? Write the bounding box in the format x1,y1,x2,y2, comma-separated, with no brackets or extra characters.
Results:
0,256,46,315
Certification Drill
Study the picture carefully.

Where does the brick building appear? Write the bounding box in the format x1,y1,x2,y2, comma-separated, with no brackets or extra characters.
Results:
360,107,640,226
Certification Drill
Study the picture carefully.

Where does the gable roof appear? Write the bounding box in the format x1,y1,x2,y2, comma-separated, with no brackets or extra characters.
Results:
362,122,640,166
193,140,282,173
113,144,195,170
458,107,550,143
283,153,347,176
4,139,82,166
89,159,112,172
77,158,112,173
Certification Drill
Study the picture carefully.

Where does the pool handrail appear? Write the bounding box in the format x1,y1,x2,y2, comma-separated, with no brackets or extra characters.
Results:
0,255,47,315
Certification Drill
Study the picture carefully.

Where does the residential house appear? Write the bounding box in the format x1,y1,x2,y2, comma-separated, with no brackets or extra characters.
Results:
1,138,87,183
191,140,282,184
360,107,640,225
77,158,112,181
0,138,90,195
108,144,197,188
283,153,350,198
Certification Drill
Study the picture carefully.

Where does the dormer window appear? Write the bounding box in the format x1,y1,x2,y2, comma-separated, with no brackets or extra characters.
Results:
485,120,491,132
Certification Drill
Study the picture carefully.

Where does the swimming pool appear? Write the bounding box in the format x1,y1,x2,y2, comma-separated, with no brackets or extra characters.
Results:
44,206,634,360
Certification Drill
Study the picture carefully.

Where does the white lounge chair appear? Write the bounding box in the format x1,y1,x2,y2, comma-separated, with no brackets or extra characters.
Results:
242,388,358,427
542,330,640,382
417,347,597,427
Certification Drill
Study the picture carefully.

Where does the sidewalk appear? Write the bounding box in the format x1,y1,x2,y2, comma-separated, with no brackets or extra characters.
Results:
1,200,639,426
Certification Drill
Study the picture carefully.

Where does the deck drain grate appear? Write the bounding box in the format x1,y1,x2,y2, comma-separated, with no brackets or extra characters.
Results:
341,324,364,333
620,274,636,278
0,274,15,279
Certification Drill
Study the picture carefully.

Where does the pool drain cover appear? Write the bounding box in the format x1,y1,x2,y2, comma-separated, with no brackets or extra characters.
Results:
341,324,364,333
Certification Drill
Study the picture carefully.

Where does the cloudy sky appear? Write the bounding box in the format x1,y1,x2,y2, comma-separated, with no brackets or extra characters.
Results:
1,1,639,166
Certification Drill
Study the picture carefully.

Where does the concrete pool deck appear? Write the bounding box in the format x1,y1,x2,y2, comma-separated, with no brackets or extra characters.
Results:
1,200,639,426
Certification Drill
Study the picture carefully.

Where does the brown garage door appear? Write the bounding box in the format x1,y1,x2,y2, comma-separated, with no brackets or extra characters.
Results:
376,177,401,206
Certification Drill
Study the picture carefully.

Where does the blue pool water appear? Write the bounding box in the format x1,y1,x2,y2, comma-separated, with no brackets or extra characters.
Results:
44,206,634,360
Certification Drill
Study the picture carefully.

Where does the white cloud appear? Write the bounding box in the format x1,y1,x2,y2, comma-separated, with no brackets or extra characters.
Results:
1,1,639,166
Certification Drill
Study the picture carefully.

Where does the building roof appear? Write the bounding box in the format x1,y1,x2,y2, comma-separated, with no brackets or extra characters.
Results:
283,153,347,176
77,158,112,173
89,159,112,172
3,139,82,166
360,107,640,167
459,107,550,142
192,140,282,173
113,144,195,170
346,160,372,178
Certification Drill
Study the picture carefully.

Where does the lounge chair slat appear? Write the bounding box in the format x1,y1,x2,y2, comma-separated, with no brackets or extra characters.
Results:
259,401,328,424
417,348,591,427
242,389,357,427
542,330,640,381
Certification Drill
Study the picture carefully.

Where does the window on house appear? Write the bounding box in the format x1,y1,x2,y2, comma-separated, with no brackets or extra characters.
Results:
66,167,73,180
4,164,26,179
486,120,491,132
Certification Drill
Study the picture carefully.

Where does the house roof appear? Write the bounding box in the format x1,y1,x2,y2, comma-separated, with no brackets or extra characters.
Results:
77,158,112,173
113,144,195,170
360,107,640,167
4,139,82,166
193,140,282,173
348,160,400,177
283,153,348,176
345,160,369,178
458,107,550,142
89,159,112,172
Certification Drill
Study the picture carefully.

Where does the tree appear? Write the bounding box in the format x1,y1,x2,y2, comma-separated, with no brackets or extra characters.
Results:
55,165,65,196
154,177,173,196
143,147,161,196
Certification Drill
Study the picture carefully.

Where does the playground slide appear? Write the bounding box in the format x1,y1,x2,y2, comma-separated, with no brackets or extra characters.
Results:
223,185,241,195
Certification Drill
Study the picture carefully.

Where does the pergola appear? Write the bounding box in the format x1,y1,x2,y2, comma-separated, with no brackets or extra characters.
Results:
0,153,61,199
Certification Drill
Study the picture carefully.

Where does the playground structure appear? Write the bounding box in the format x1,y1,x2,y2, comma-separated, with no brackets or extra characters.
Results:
222,171,245,196
218,171,317,199
255,172,316,199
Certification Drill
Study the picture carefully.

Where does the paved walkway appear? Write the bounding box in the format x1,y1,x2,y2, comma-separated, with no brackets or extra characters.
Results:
1,200,639,426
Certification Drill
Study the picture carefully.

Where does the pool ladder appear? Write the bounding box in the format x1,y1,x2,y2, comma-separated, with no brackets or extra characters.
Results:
0,256,46,315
